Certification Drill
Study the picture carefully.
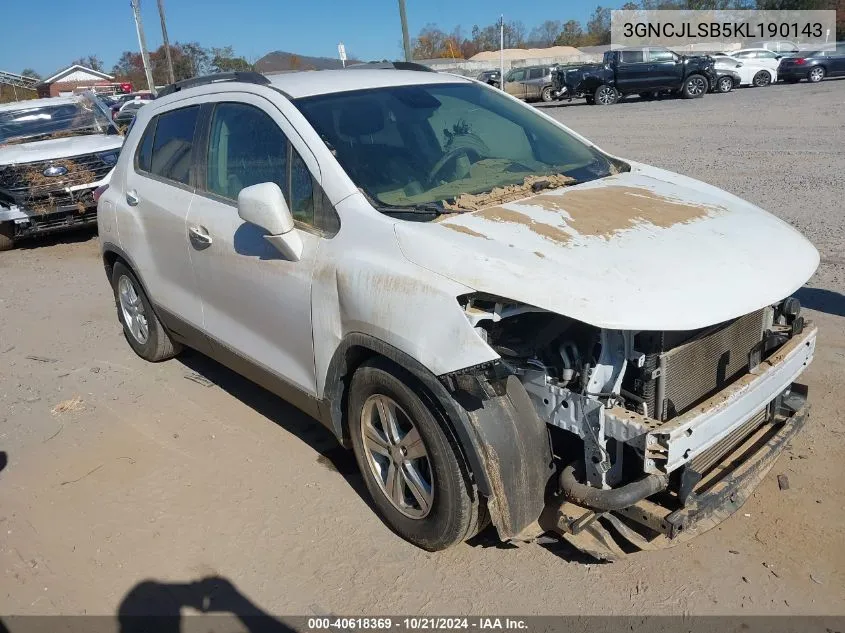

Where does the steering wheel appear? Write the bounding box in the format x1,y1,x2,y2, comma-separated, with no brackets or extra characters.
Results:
427,147,481,185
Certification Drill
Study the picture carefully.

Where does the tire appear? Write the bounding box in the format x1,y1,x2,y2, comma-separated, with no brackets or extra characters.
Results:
752,70,772,87
593,84,618,105
717,76,734,93
808,66,825,83
682,74,707,98
348,358,482,551
0,222,14,252
540,86,554,102
111,261,181,362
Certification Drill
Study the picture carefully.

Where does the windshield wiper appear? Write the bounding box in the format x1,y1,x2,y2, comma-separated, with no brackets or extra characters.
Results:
376,203,446,218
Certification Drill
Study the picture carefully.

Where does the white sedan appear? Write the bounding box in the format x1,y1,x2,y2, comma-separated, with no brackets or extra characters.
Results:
713,54,777,87
723,48,783,85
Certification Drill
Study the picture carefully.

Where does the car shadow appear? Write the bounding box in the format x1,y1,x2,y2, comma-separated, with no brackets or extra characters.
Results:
175,350,374,511
794,286,845,318
14,225,98,249
117,575,295,633
0,451,6,473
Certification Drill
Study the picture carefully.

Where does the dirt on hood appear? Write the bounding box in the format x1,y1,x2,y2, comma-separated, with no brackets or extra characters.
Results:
442,174,576,212
18,158,97,214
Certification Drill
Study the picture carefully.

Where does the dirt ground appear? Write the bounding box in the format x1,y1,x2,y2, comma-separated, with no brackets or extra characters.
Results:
1,79,844,618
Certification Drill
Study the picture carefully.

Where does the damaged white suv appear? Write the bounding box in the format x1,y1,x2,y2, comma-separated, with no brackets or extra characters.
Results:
98,69,819,556
0,93,122,250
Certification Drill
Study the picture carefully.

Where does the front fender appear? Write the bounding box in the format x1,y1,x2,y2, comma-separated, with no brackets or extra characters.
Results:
322,333,554,540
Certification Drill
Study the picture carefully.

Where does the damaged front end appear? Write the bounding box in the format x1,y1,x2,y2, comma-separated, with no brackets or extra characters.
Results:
455,293,816,558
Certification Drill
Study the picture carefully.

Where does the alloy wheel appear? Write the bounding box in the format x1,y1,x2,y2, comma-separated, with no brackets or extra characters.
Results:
687,76,706,96
118,275,149,344
360,394,434,519
597,86,616,105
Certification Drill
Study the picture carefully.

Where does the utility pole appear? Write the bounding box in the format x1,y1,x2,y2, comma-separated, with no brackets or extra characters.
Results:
499,15,505,91
130,0,156,94
157,0,175,83
398,0,412,62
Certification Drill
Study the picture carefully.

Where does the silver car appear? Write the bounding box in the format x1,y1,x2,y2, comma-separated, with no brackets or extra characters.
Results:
503,65,555,102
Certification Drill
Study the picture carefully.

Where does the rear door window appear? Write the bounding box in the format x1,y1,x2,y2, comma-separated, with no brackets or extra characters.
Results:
648,49,675,62
150,106,199,186
528,68,545,79
620,50,645,63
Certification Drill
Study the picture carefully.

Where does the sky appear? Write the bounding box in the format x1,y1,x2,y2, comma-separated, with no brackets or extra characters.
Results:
0,0,622,77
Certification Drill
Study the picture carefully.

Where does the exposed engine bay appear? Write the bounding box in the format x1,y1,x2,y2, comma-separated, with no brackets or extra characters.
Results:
460,292,815,552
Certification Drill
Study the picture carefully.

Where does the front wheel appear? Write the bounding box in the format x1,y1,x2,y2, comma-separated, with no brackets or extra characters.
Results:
808,66,825,83
348,358,483,551
0,222,14,252
717,76,734,93
593,85,618,105
682,74,707,98
540,86,554,102
752,70,772,87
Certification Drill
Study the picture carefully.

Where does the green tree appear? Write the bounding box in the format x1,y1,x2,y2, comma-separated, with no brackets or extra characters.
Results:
210,46,253,73
555,20,585,46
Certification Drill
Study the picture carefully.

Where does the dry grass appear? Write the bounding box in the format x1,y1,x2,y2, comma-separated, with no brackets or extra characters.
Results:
51,396,84,415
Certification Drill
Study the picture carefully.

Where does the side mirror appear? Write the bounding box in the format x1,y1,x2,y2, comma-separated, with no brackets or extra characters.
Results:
775,55,783,60
237,182,302,261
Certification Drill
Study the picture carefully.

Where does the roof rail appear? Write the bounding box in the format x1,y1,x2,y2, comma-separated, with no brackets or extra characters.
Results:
157,71,270,97
345,61,435,72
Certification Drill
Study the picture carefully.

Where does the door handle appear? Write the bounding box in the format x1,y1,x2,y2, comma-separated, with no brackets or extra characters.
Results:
188,225,213,249
126,189,139,206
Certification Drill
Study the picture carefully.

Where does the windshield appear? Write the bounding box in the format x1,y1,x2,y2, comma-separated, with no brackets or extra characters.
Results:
0,93,116,144
294,82,619,210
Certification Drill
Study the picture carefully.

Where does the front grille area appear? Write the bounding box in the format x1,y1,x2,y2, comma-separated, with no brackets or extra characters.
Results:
0,152,112,213
629,309,767,421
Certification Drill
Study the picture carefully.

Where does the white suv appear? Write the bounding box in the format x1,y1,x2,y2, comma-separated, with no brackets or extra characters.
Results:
99,69,819,556
0,93,122,250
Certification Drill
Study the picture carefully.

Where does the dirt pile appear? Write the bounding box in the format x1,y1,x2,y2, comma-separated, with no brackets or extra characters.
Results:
443,174,575,211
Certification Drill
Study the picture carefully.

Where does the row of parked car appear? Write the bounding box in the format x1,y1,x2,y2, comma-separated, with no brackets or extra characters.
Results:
477,43,845,105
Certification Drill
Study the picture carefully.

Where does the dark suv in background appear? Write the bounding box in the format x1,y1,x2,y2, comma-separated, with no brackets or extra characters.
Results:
580,47,716,105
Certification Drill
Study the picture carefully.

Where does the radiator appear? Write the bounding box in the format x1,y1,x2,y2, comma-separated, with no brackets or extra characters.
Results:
656,309,766,420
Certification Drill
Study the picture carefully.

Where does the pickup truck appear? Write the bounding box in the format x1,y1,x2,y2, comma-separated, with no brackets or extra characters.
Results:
579,47,717,105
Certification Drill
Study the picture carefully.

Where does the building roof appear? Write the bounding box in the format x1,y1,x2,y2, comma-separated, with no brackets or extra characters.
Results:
41,65,114,85
266,69,469,98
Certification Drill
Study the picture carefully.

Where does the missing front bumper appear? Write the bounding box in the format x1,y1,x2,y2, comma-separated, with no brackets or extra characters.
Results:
546,384,810,557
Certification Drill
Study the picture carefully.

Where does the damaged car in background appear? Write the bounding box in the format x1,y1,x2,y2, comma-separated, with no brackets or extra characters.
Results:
100,70,819,558
0,92,121,250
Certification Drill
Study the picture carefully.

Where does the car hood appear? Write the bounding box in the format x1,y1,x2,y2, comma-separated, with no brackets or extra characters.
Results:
394,165,819,331
0,134,123,166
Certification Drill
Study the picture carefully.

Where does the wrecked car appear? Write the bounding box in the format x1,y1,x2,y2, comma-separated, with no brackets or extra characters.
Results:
98,69,818,557
0,92,122,250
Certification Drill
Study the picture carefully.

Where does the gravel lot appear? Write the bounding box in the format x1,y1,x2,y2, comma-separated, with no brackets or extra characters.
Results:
1,79,843,619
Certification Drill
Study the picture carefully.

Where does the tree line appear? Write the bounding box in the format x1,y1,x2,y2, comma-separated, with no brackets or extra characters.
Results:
412,0,844,58
20,44,252,88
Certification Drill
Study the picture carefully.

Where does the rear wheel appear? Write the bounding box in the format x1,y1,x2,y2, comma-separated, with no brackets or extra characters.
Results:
348,358,483,551
0,222,14,252
593,85,618,105
682,74,707,98
111,261,181,362
752,70,772,87
808,66,825,83
717,76,734,93
540,86,554,102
